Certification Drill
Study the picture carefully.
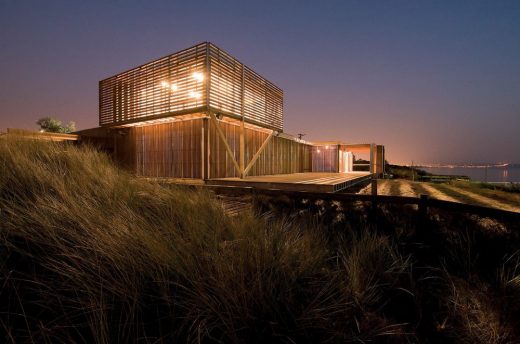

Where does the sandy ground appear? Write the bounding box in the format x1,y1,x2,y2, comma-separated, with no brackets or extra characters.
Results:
419,183,461,203
357,179,519,212
449,186,520,213
397,180,417,197
358,180,393,195
378,180,393,195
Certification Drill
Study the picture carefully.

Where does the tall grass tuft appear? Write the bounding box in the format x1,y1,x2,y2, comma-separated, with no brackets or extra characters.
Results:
0,137,415,342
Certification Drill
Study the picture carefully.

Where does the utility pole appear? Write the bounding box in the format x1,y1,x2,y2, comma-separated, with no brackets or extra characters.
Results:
411,160,415,181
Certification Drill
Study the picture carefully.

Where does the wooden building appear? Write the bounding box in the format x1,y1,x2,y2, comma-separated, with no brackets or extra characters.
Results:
78,42,385,184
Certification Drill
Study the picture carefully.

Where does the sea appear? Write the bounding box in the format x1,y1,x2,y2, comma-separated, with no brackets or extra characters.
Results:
419,165,520,183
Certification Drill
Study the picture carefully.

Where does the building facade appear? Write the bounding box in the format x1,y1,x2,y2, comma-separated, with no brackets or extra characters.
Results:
79,42,384,179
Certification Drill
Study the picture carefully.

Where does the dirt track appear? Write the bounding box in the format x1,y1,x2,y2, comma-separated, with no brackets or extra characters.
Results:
358,180,519,212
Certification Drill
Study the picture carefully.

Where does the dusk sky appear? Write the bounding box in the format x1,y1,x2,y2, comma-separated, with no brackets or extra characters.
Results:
1,0,519,164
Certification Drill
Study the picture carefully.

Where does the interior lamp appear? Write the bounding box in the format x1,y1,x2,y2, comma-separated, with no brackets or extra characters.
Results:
192,72,204,82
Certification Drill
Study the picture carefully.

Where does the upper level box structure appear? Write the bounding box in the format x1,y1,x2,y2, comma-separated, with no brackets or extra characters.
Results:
99,42,284,131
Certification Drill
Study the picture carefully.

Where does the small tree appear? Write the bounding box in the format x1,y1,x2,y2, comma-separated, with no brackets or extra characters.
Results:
36,117,76,133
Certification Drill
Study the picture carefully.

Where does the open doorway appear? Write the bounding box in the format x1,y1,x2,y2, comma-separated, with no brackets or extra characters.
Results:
339,151,354,172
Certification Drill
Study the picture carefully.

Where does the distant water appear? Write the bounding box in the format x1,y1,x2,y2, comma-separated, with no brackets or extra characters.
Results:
419,165,520,183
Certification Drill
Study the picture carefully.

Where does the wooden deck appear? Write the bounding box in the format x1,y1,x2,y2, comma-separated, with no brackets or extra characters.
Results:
206,172,372,193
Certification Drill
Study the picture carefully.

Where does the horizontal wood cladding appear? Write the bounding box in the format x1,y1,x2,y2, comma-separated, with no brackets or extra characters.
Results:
130,120,203,178
100,43,208,126
209,120,309,178
100,42,283,131
208,44,283,131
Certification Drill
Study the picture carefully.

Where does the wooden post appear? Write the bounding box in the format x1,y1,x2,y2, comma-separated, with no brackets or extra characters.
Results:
371,177,378,196
369,143,375,174
418,194,429,232
239,118,245,178
239,63,245,179
370,176,378,216
418,194,428,215
201,124,205,180
205,117,211,180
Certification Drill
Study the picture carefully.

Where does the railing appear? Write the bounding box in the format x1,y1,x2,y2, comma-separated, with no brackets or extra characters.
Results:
206,185,520,222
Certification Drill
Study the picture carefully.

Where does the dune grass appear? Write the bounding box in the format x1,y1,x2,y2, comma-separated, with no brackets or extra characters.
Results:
1,137,519,343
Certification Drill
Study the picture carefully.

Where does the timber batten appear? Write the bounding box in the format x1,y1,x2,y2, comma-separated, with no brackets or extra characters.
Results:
99,42,283,132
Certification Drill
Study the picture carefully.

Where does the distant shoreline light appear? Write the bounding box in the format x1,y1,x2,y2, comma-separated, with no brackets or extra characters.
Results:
410,163,511,169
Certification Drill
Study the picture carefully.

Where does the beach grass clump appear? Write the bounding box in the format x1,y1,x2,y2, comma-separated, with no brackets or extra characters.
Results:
0,137,416,343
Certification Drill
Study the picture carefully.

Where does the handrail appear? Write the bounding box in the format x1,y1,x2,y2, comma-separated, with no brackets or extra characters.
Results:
205,185,520,221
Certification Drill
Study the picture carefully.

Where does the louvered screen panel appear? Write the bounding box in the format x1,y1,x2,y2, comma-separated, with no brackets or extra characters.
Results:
99,43,208,126
208,43,283,131
208,44,243,116
243,67,283,131
100,42,283,131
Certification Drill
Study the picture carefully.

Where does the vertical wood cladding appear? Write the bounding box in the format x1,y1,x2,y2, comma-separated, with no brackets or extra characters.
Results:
123,120,204,178
100,42,283,131
208,120,310,178
115,120,310,179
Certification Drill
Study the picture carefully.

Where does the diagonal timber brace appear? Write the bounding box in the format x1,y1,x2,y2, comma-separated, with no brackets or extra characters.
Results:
209,112,242,176
243,130,274,177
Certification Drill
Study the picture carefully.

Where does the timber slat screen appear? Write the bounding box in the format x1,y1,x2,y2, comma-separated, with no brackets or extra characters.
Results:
208,44,283,131
100,43,207,126
100,42,283,131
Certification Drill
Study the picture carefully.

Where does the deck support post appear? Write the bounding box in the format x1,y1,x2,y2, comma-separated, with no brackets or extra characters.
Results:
371,177,378,196
369,143,375,174
417,194,429,234
239,118,245,178
239,64,246,179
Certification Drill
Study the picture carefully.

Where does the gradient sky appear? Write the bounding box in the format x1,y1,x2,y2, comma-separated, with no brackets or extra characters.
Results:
1,0,519,164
